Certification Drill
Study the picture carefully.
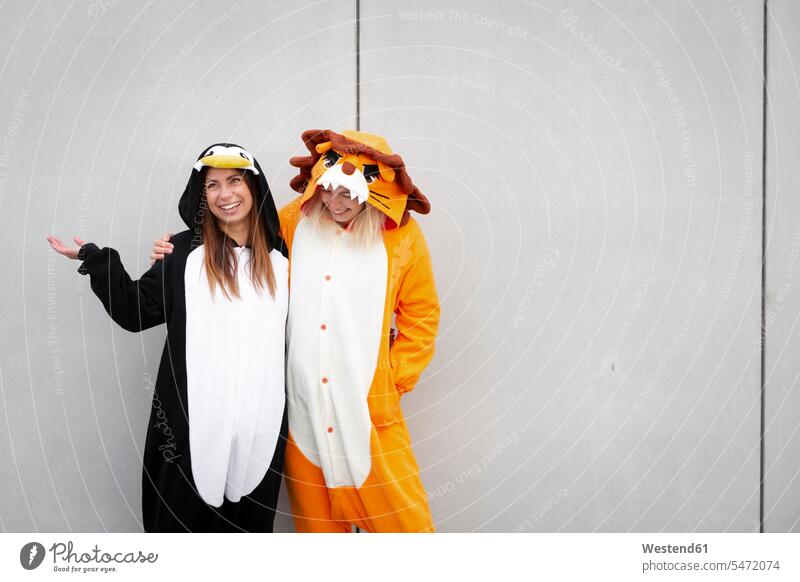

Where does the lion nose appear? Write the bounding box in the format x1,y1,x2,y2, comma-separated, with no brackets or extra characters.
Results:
341,161,356,176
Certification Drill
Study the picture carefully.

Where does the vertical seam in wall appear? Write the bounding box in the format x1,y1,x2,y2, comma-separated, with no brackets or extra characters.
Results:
354,0,362,535
759,0,768,534
355,0,361,131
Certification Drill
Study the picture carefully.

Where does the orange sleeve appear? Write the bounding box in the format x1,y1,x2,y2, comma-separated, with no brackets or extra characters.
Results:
390,226,440,394
278,195,304,253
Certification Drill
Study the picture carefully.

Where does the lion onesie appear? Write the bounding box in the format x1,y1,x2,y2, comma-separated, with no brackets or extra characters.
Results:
279,129,440,532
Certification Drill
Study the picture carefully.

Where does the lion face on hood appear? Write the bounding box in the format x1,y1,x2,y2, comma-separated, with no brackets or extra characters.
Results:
289,129,430,229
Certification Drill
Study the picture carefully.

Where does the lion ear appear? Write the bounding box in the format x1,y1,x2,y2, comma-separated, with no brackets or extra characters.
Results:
301,129,332,151
314,141,333,155
378,162,395,182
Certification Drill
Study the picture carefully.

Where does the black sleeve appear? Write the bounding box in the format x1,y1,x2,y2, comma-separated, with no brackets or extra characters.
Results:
77,242,166,332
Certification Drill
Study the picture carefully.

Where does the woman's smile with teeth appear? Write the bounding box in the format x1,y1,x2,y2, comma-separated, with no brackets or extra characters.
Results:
219,201,241,211
320,185,363,224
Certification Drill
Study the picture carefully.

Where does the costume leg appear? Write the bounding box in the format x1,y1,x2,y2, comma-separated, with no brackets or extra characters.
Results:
143,407,288,533
344,421,435,533
222,406,288,532
141,456,229,532
141,414,230,533
285,432,350,533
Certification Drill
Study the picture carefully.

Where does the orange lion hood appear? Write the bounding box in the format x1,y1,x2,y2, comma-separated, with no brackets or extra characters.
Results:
289,129,430,229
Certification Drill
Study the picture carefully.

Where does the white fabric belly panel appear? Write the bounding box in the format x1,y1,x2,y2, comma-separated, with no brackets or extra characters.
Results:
184,246,288,507
287,218,387,488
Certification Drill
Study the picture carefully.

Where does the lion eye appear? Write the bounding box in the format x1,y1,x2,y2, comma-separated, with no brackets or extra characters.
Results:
363,164,379,184
323,150,342,168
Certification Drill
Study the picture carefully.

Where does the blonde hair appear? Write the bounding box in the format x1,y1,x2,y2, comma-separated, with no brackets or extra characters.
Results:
304,192,384,246
201,168,276,300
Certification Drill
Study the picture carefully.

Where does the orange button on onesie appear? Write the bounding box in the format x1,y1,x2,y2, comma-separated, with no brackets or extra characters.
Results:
279,130,439,533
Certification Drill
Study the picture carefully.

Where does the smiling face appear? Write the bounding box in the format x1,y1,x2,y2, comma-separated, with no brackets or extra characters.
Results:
203,167,254,229
320,184,366,225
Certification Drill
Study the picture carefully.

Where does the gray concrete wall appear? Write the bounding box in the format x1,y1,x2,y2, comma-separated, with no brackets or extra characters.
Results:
361,0,766,533
0,0,795,532
764,0,800,533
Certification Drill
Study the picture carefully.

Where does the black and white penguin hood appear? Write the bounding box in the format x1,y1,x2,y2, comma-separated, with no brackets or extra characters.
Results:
179,143,286,255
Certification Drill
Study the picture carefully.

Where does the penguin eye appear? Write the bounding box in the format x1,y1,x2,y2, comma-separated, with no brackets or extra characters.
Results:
239,152,250,161
363,164,379,184
323,150,341,168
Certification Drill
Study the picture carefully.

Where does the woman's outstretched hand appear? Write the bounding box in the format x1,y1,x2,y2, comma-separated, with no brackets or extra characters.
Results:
150,232,173,265
47,236,86,260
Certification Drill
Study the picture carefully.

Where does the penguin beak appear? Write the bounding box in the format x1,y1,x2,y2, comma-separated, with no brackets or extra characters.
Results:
197,154,252,170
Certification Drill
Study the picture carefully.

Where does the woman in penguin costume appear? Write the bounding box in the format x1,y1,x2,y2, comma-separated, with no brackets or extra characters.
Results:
47,144,289,532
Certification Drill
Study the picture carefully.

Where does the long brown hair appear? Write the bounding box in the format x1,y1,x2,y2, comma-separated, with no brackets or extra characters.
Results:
201,168,276,300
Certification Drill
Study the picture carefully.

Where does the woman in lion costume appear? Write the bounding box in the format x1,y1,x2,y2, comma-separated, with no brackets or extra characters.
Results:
280,129,439,532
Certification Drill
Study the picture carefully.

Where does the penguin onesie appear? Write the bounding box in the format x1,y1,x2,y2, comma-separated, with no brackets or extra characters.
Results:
76,144,289,532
